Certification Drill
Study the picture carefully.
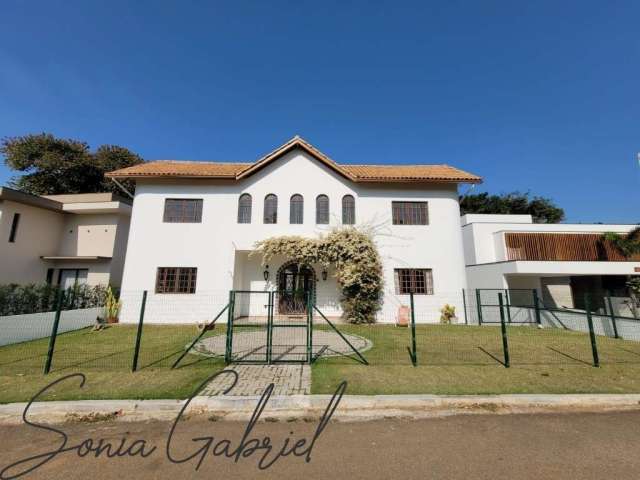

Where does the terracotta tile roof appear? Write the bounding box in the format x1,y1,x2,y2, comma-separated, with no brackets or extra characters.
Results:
341,164,481,183
106,137,482,184
107,160,250,178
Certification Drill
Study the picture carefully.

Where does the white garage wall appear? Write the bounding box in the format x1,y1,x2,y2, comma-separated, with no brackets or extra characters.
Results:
0,307,101,347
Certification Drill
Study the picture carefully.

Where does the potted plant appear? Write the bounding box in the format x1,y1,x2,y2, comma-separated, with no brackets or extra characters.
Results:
104,286,121,324
440,304,457,324
397,305,410,327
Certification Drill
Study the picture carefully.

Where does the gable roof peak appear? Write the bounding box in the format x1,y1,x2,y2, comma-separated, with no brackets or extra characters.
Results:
235,135,350,180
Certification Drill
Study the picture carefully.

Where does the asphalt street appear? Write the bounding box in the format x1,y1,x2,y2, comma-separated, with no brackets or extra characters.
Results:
0,411,639,479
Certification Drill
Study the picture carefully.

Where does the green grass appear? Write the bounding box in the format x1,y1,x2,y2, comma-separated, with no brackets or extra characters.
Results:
0,324,226,403
2,323,640,402
311,324,640,395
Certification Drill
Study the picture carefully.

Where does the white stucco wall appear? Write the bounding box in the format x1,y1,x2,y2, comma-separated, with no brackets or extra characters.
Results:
119,150,468,323
0,200,64,284
0,199,130,287
0,307,101,347
58,213,120,257
108,215,131,287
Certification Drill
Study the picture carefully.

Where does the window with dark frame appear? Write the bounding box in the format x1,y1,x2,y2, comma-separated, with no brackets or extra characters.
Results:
46,268,55,285
57,269,89,289
155,267,198,294
163,199,203,223
237,193,252,223
290,194,304,224
395,268,434,295
316,195,329,224
264,194,278,224
8,213,20,242
342,195,355,225
392,201,428,225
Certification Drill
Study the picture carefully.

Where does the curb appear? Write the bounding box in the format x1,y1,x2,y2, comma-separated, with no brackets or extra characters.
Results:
2,394,640,425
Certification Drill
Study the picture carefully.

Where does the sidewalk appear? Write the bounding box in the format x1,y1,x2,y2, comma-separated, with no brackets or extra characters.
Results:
2,393,640,425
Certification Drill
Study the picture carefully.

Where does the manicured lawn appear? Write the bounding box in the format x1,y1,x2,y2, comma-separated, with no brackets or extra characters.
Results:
311,324,640,394
0,324,226,403
2,323,640,402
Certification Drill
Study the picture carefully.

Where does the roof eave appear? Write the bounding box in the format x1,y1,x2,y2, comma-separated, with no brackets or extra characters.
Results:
354,177,483,184
105,173,238,180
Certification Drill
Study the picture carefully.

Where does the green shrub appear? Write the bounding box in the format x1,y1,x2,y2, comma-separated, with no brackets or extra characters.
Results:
0,283,111,316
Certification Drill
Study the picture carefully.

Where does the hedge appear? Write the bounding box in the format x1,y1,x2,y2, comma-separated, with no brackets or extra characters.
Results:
0,283,110,316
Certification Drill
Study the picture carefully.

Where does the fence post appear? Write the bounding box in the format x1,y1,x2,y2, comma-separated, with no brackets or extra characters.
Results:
309,292,314,363
505,289,512,324
498,293,510,368
606,294,619,339
409,292,417,366
462,288,468,325
267,291,273,364
476,289,483,325
131,290,147,372
43,289,64,374
533,289,542,326
225,291,235,364
585,294,600,367
306,291,312,364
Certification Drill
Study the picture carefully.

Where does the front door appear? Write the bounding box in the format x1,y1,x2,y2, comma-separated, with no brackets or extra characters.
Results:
278,263,315,314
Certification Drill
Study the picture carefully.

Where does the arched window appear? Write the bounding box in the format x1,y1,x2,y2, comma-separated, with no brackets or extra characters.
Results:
342,195,355,225
264,194,278,224
290,194,304,224
237,193,252,223
316,195,329,224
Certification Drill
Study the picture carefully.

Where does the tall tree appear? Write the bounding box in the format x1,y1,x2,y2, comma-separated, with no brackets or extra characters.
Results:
460,191,565,223
1,133,143,195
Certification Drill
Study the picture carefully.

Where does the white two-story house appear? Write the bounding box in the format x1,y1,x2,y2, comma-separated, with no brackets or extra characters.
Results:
107,136,481,324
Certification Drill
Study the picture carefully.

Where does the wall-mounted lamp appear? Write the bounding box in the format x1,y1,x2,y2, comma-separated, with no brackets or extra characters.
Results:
322,269,328,281
263,265,270,281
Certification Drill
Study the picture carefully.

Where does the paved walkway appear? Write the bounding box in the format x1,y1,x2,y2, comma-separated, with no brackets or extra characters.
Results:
200,364,311,396
194,330,371,363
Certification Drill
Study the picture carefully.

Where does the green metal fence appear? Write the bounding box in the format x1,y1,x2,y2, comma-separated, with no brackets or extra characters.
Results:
1,288,639,375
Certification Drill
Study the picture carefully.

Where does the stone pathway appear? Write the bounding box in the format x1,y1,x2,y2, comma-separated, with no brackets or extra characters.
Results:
200,364,311,396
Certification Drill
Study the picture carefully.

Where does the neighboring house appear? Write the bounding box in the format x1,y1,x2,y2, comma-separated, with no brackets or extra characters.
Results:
462,214,640,315
0,187,132,288
107,136,481,323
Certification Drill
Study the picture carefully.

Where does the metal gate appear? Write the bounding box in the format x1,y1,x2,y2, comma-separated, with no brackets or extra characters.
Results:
225,290,312,364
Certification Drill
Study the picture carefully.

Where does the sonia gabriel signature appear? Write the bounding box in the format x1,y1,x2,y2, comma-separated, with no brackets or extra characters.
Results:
0,371,347,479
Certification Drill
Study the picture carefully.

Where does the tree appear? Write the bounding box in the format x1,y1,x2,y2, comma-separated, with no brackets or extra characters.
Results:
602,227,640,258
1,133,143,195
460,191,565,223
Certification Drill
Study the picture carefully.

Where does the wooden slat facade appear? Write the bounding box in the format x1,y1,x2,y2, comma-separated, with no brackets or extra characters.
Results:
504,232,640,262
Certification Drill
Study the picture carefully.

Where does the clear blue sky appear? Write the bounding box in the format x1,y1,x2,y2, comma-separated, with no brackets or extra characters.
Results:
1,0,638,223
